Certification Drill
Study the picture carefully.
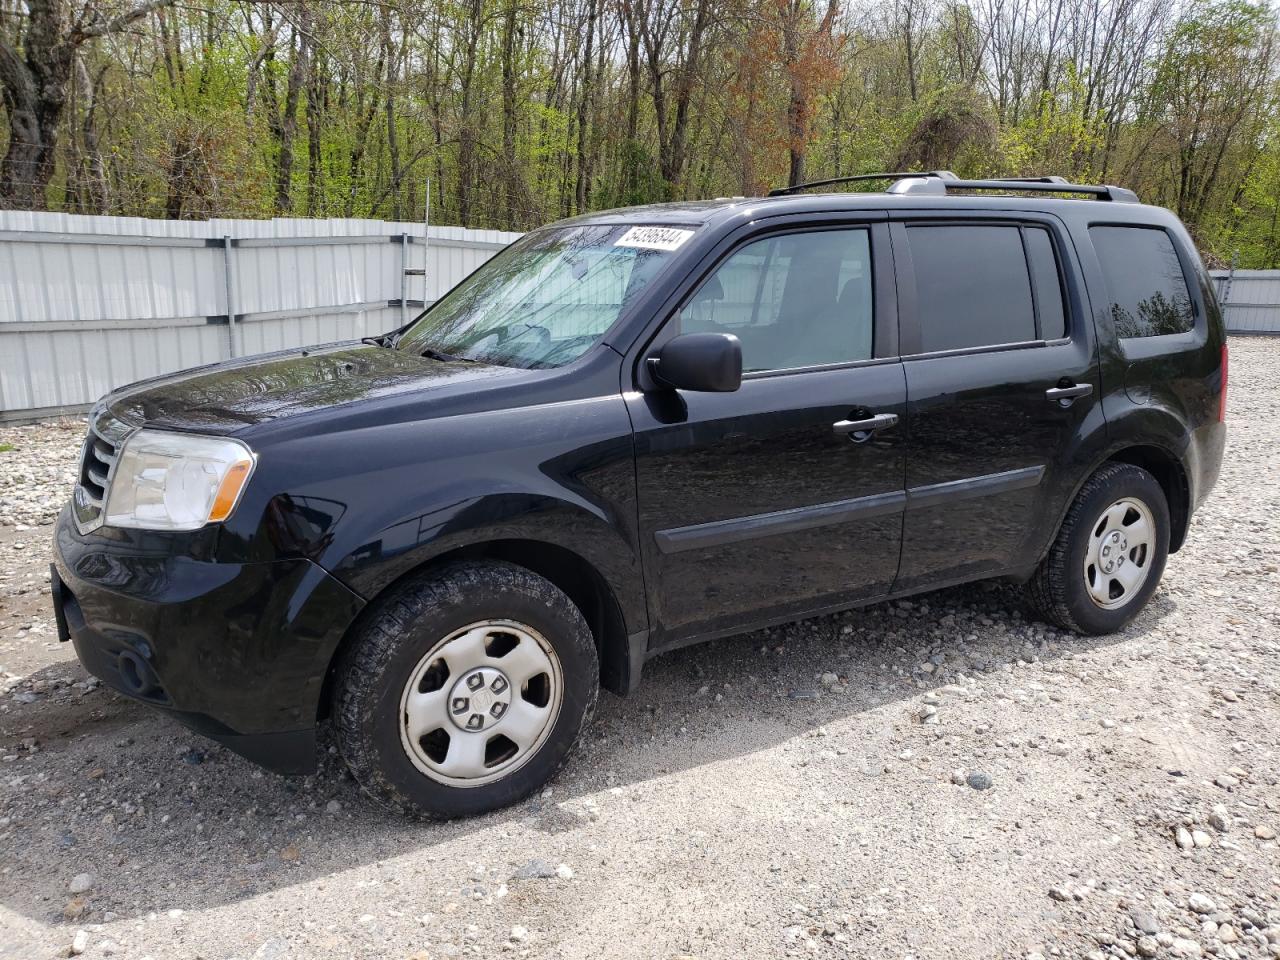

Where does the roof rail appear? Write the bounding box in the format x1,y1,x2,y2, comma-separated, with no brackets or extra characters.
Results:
887,175,1140,203
767,171,958,197
987,176,1071,184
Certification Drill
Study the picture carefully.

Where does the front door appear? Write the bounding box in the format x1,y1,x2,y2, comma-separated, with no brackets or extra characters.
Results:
890,215,1103,591
626,221,907,644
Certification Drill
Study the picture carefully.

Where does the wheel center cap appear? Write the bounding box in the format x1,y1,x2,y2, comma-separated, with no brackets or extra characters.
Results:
1100,530,1129,573
447,667,513,732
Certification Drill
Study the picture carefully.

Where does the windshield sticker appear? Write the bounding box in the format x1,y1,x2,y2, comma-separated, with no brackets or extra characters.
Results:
614,226,695,251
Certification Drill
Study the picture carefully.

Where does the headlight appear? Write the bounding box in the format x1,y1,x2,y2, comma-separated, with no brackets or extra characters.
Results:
104,430,256,531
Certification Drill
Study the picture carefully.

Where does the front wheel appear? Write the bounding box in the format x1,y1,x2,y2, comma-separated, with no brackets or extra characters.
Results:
1028,463,1170,635
334,561,599,819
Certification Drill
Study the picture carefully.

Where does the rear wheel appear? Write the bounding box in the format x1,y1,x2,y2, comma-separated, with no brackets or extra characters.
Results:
334,561,598,819
1028,463,1170,635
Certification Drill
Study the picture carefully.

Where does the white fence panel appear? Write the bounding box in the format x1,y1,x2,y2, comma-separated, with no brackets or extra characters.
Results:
1211,269,1280,334
0,213,519,418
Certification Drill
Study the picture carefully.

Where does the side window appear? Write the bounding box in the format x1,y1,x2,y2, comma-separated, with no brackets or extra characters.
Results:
1024,227,1067,340
906,225,1036,352
677,229,873,372
1089,226,1195,338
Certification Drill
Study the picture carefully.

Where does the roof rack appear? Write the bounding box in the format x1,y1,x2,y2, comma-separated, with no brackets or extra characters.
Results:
768,170,1139,203
987,176,1071,184
766,171,959,196
887,174,1139,203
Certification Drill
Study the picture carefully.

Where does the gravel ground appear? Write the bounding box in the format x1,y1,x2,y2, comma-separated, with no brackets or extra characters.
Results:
1,337,1278,960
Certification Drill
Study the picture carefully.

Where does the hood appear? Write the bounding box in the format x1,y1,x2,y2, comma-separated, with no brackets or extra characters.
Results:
104,343,521,434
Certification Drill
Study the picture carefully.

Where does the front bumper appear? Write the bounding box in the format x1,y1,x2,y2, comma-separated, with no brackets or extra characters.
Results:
52,506,365,774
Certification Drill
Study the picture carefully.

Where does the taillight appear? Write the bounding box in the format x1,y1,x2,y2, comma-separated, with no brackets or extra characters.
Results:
1218,343,1228,422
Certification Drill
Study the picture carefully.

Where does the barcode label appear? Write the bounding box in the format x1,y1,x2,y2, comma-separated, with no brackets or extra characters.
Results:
614,226,695,251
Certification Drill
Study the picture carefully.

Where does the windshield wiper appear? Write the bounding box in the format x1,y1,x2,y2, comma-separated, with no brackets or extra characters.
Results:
420,347,478,363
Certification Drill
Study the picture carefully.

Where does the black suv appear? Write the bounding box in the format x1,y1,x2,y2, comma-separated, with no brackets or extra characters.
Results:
51,172,1226,818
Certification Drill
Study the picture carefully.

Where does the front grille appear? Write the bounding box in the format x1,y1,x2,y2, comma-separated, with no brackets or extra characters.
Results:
72,410,132,533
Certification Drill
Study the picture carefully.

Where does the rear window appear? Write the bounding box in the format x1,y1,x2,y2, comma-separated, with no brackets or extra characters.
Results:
1089,226,1194,338
907,225,1035,352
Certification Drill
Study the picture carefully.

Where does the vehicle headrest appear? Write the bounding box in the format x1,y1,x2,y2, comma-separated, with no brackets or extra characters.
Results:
838,276,865,306
692,275,724,303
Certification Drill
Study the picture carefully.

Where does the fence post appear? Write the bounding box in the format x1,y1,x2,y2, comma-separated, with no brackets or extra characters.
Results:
221,235,239,359
430,180,435,312
399,232,408,326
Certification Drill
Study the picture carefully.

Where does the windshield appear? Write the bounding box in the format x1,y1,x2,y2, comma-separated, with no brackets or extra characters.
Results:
395,223,694,368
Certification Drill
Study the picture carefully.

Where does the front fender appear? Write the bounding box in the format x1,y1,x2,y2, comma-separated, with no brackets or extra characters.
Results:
218,393,645,635
325,490,647,636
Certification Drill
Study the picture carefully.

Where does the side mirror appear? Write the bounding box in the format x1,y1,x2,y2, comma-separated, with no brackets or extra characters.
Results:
648,333,743,392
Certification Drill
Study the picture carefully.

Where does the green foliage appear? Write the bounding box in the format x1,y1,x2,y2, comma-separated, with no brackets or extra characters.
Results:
603,140,668,209
1000,70,1106,181
1,0,1277,264
893,89,1000,173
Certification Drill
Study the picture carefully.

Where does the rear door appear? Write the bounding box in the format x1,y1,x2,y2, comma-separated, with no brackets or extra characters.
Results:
625,216,907,644
891,213,1104,591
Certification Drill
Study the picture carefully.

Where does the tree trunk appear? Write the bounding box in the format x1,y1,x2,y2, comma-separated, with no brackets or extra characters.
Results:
785,0,839,188
784,2,805,187
343,43,385,218
500,0,522,225
305,38,324,216
385,98,401,220
574,0,600,212
647,0,713,195
456,0,485,227
71,58,108,213
272,26,309,214
0,0,78,209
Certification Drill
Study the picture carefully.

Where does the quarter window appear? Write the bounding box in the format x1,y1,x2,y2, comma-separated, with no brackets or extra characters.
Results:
676,229,873,372
907,225,1036,352
1089,226,1195,338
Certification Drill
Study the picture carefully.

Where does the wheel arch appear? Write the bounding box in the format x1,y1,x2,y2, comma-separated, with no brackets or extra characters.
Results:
318,537,640,722
1029,440,1192,579
1102,444,1191,552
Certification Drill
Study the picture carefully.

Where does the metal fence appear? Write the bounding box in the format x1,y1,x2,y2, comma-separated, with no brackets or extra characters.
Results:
1211,269,1280,335
3,215,1274,421
0,212,520,420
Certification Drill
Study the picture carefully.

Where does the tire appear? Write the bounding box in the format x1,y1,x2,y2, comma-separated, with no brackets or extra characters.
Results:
1028,462,1170,635
334,561,599,819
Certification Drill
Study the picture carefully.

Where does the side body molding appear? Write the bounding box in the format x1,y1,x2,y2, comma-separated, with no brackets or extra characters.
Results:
654,466,1045,554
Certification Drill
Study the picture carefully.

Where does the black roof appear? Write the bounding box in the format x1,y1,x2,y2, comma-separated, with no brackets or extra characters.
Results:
551,171,1167,232
543,170,1181,234
561,189,1170,232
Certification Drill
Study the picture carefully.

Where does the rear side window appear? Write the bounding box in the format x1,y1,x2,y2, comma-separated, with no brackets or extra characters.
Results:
1024,227,1066,340
907,225,1035,352
1089,226,1194,338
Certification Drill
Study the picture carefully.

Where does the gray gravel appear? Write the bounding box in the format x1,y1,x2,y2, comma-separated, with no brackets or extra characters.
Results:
1,338,1278,960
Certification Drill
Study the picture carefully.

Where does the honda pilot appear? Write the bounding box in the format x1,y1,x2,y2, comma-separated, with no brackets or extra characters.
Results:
51,172,1227,818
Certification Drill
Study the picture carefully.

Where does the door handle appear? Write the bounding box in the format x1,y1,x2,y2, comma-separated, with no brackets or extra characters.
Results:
1045,383,1093,403
832,412,899,436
